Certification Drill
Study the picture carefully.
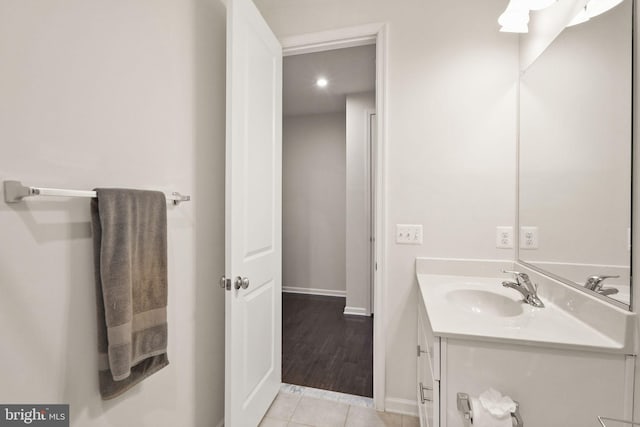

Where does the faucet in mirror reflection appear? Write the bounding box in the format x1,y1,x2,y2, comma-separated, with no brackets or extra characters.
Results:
584,275,620,296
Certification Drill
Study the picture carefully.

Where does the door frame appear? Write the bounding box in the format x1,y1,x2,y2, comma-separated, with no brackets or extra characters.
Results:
365,109,376,316
281,22,389,411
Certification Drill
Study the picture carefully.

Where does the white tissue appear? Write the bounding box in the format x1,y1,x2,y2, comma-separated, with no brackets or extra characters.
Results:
478,388,517,418
471,397,512,427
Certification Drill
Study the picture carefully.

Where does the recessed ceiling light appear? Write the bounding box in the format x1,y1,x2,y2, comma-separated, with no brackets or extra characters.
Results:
316,77,328,88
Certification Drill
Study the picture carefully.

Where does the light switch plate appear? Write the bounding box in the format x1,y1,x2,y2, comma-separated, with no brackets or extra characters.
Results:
396,224,423,245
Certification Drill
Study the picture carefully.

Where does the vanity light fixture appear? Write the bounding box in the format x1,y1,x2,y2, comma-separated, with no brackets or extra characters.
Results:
567,0,624,26
316,77,328,88
525,0,557,10
498,0,557,33
499,2,530,33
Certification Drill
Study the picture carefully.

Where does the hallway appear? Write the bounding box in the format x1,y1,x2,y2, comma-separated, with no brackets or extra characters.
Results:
282,293,373,397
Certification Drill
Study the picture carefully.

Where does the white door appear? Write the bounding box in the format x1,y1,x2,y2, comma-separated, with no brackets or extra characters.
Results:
224,0,282,425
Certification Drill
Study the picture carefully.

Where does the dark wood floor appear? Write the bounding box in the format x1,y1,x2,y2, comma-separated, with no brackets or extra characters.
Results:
282,293,373,398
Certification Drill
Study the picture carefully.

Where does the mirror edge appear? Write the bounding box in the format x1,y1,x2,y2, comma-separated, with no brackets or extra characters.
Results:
516,0,634,312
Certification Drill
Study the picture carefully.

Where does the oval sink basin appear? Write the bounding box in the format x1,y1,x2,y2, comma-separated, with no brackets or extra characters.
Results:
445,289,523,317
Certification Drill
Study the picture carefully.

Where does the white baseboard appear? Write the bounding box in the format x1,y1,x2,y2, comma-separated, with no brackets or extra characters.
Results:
385,397,418,417
282,286,346,298
343,306,369,316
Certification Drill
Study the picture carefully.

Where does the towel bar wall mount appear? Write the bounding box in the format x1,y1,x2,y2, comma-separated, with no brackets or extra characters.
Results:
457,392,524,427
3,180,191,206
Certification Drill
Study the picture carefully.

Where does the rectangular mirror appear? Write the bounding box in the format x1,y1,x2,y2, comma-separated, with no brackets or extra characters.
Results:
518,0,633,309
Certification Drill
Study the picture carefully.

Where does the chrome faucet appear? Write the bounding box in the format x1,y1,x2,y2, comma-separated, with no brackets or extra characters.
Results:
584,275,619,296
501,270,545,308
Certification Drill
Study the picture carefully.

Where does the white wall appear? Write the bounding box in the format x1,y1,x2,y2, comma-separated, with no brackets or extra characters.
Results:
0,1,226,426
255,0,518,407
345,92,375,315
283,113,346,296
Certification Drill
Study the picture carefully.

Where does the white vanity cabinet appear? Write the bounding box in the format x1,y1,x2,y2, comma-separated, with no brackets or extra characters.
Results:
417,293,634,427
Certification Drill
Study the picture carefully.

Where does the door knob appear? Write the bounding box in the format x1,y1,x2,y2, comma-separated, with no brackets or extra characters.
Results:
234,276,250,290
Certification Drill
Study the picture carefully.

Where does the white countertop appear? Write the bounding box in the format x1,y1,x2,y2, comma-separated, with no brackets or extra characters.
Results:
417,273,628,353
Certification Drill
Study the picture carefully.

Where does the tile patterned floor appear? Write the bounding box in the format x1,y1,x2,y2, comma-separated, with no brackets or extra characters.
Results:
260,384,420,427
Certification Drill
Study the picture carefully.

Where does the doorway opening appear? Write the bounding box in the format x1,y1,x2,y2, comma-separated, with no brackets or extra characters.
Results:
281,44,376,398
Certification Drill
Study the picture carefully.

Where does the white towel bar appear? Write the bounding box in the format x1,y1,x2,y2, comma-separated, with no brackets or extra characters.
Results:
3,180,191,206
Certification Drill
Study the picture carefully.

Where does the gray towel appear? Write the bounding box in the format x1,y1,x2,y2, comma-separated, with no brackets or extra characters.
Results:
91,188,170,400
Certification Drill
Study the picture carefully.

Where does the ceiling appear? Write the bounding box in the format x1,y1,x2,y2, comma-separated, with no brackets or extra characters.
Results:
283,44,376,117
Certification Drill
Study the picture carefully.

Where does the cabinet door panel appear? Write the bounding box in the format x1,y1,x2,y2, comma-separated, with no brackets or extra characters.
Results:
443,339,627,427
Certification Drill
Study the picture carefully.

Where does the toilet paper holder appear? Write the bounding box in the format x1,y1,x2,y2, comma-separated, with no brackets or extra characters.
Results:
457,392,524,427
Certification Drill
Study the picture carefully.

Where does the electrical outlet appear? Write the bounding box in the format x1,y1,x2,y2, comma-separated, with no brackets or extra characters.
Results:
396,224,423,245
520,226,538,249
496,226,513,249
